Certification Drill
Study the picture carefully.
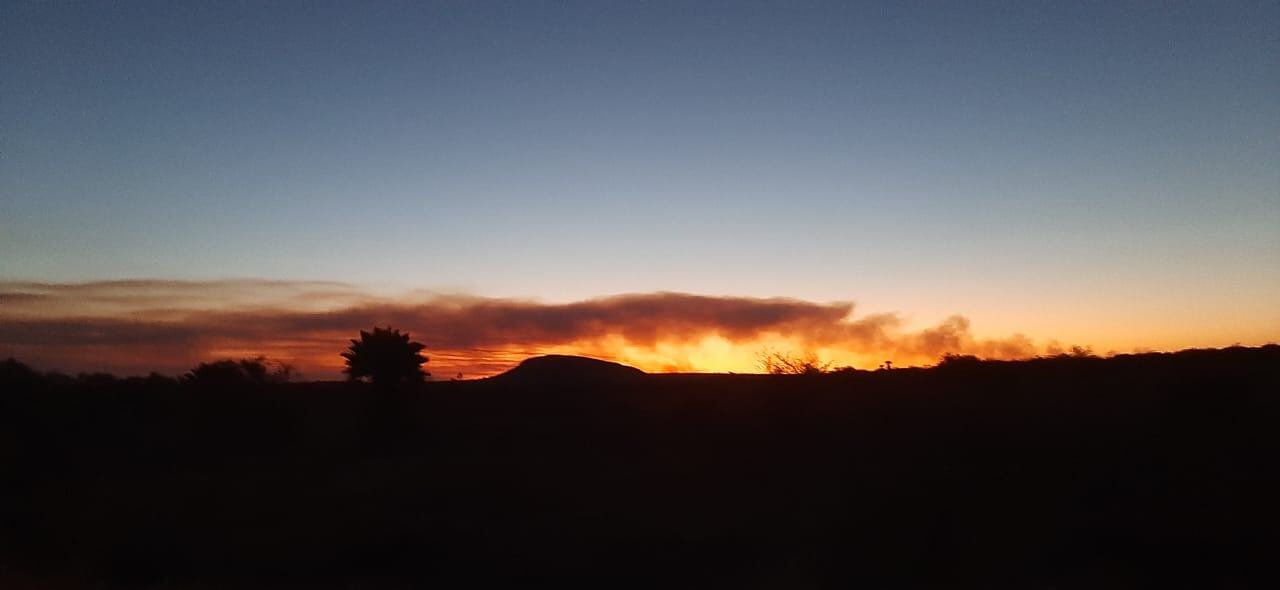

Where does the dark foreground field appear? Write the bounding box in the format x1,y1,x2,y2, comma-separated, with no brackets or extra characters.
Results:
3,347,1279,588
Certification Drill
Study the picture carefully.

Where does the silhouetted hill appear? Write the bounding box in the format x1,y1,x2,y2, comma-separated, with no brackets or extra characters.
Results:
2,345,1279,588
489,354,645,385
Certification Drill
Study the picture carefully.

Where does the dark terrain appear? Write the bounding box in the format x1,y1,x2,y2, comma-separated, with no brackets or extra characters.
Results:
3,346,1278,588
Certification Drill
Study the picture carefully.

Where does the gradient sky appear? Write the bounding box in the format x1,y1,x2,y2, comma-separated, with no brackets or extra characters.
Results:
2,1,1278,374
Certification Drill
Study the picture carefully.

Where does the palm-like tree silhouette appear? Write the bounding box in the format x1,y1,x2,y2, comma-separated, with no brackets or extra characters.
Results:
341,327,429,387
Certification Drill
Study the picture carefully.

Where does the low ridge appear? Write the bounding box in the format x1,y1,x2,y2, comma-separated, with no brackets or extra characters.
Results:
492,354,645,384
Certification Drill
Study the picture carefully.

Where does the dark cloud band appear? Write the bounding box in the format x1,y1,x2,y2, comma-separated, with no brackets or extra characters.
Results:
0,280,1043,377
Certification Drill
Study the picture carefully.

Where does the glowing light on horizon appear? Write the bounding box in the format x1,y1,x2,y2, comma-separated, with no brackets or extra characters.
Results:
2,280,1274,380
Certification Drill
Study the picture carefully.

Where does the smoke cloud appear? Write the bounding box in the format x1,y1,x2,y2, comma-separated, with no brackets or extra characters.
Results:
0,280,1048,378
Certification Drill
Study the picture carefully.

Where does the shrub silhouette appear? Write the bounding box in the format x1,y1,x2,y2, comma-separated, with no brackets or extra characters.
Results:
183,357,293,387
938,353,981,367
341,327,429,387
757,348,833,375
1,357,39,389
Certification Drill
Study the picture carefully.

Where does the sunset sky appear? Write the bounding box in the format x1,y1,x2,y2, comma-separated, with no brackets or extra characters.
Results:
2,2,1277,377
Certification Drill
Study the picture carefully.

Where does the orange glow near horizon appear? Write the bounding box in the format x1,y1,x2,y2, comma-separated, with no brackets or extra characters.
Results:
542,334,888,375
6,328,1278,381
1,280,1275,379
194,321,1280,379
228,333,1277,381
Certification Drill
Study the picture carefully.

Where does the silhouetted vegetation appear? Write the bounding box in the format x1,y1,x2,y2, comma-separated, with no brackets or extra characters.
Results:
341,326,428,388
2,345,1278,588
183,357,295,388
756,348,837,375
1,357,38,387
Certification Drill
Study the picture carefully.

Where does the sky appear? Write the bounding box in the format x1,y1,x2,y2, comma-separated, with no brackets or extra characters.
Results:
2,1,1278,377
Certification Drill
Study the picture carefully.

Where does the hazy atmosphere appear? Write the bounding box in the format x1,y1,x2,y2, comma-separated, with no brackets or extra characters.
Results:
3,1,1278,372
6,3,1280,588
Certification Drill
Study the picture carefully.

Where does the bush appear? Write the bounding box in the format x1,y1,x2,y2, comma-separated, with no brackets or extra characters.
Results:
757,349,833,375
183,357,295,388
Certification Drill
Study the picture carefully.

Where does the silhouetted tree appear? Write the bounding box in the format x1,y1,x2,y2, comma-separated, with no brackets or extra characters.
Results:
342,327,429,388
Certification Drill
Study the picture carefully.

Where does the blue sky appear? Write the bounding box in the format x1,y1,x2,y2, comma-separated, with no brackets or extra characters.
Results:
2,1,1277,351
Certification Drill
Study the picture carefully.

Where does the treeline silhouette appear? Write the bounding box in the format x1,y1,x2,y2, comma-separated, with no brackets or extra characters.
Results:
2,345,1278,588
